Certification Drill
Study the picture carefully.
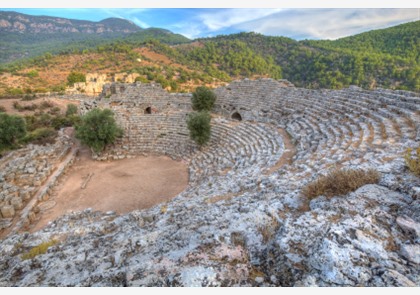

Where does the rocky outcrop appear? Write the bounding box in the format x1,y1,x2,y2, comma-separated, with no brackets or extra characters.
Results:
0,11,141,34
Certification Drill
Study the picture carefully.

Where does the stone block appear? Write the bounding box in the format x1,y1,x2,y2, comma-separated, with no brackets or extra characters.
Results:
10,196,23,210
1,205,15,218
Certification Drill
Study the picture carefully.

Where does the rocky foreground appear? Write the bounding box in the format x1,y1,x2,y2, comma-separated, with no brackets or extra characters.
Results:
0,166,418,286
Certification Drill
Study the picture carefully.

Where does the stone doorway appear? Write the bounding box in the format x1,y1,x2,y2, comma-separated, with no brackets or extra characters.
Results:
231,112,242,121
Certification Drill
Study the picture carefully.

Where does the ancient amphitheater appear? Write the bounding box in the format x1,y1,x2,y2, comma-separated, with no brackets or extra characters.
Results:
0,79,419,286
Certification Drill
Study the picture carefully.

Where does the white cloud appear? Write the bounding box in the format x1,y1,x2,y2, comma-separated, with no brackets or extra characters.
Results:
198,9,283,31
168,21,205,39
130,16,150,28
234,8,420,40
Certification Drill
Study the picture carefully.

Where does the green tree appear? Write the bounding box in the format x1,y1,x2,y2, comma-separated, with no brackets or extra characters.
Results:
67,72,86,86
187,111,211,146
75,109,123,154
191,86,216,111
0,113,27,149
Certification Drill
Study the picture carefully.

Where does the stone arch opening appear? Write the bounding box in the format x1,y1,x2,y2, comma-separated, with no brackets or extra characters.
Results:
231,112,242,121
144,107,152,114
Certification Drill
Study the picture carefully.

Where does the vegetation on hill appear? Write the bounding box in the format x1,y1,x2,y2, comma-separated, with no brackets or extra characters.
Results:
197,21,419,91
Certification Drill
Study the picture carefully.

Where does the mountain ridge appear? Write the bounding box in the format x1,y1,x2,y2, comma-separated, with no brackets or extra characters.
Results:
0,11,142,34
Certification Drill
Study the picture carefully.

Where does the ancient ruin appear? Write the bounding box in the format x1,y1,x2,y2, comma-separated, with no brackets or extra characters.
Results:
0,78,419,286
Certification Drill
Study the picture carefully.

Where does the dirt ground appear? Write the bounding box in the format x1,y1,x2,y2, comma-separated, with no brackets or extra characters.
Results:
30,147,189,232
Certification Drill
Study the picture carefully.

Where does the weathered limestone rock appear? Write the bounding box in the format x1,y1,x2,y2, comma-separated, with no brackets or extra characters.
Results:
397,216,420,239
399,244,420,264
10,196,23,210
1,205,15,218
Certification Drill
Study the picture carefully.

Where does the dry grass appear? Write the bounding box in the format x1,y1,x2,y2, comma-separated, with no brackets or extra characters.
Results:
21,239,58,260
390,118,402,137
405,147,420,176
301,168,381,200
367,123,375,145
258,216,281,244
380,122,387,140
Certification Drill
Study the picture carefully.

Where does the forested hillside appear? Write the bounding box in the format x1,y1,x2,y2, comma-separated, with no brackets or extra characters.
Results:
193,20,419,91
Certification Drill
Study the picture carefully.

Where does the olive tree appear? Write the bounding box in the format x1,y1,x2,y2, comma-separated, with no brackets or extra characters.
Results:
0,113,27,149
75,108,123,154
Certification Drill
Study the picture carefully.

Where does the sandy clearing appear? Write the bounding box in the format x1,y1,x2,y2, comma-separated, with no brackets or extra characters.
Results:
30,147,189,232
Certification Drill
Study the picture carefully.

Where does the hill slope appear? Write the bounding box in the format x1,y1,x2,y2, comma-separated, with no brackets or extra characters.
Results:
191,21,419,91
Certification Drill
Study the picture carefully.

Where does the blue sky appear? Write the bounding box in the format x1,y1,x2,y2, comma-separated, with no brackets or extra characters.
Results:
1,8,419,40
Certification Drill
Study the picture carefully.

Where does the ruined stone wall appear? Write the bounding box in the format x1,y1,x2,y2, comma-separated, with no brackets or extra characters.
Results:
100,82,192,111
212,78,292,122
0,130,73,230
96,109,197,161
86,82,197,160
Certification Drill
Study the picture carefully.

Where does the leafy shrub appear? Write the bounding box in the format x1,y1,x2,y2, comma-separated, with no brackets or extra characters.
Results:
13,102,38,112
65,104,78,116
39,101,54,110
6,88,24,96
0,106,6,113
302,168,380,200
26,70,39,78
67,72,86,86
75,108,123,153
187,111,211,146
405,147,420,176
135,76,149,83
21,240,58,260
52,115,80,130
24,113,53,131
48,106,61,116
23,127,57,145
21,94,37,101
191,86,216,111
0,113,27,148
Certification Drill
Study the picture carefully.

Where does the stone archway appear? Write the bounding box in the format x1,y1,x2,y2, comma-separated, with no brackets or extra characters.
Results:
231,112,242,121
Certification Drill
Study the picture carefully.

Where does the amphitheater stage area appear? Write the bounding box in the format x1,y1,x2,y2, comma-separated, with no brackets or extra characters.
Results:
30,147,189,233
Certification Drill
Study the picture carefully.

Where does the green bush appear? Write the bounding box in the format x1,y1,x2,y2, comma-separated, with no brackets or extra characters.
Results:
67,72,86,86
26,70,39,78
39,101,54,110
65,104,78,116
48,106,61,116
52,114,81,130
191,86,216,111
75,108,123,154
23,127,57,145
187,111,211,146
0,113,27,148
